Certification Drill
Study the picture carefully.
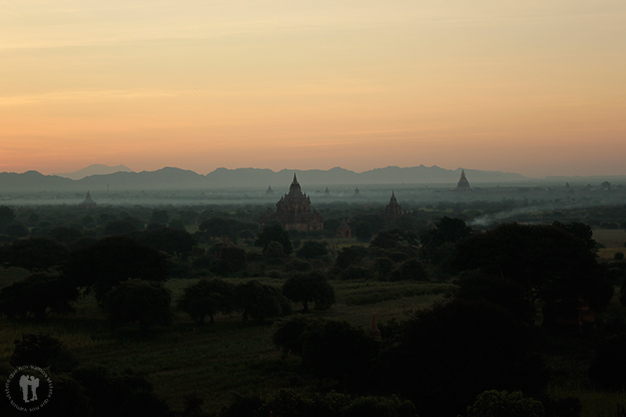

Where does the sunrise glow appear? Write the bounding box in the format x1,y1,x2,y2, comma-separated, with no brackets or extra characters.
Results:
2,1,625,177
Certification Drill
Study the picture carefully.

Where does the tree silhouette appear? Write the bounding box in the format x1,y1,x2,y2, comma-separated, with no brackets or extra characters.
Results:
103,278,172,334
64,236,169,303
255,224,293,255
0,273,79,320
282,272,335,313
452,222,613,320
2,237,69,272
177,278,236,324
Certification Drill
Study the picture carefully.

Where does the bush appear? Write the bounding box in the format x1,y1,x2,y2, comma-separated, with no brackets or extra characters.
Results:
390,258,428,281
10,334,78,373
301,319,379,388
0,273,79,320
272,315,314,357
588,332,626,389
341,395,416,417
340,265,372,280
467,390,544,417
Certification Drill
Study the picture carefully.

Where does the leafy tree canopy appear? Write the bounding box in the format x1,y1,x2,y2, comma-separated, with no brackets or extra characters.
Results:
2,237,69,272
64,236,169,302
103,278,172,334
177,278,237,324
282,272,335,312
255,224,293,255
451,222,613,312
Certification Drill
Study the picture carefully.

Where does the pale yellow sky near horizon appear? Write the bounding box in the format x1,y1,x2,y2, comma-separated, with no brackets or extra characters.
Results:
1,1,625,177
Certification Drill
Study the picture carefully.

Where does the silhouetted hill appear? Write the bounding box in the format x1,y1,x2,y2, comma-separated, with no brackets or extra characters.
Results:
77,167,206,190
54,164,134,180
0,171,73,191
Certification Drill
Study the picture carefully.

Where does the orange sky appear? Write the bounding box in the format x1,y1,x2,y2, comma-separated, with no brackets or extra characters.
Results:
1,1,625,177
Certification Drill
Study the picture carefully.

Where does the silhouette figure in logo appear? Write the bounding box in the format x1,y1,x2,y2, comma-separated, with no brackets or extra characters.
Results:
18,375,40,403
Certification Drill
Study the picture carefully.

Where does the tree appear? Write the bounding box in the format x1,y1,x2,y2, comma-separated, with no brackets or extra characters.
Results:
452,222,614,321
0,273,79,320
103,278,172,334
335,245,368,269
300,319,379,389
199,217,234,240
371,228,419,250
282,272,335,313
209,244,247,276
378,299,547,417
2,237,69,272
48,226,84,248
255,224,292,255
135,227,195,259
420,216,472,264
352,221,373,243
390,258,428,281
420,216,472,247
0,205,15,232
235,280,287,322
296,240,328,259
150,209,169,225
467,390,545,417
64,236,169,303
5,223,29,237
177,278,236,324
104,220,139,236
456,271,530,323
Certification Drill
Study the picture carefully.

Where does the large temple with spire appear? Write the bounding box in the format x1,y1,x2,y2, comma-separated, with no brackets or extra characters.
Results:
263,174,324,232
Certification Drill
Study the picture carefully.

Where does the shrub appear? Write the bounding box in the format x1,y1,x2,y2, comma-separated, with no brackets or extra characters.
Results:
588,332,626,389
467,390,544,417
10,333,78,373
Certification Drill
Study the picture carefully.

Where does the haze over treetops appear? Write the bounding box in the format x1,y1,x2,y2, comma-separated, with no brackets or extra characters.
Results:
2,1,625,177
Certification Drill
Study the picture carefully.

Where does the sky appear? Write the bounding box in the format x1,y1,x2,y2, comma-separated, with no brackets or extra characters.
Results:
1,1,625,178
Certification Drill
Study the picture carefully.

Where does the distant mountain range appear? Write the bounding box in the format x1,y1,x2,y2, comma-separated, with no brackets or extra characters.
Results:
0,164,623,193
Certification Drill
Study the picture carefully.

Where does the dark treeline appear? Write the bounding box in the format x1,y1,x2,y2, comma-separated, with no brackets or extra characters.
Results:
0,199,625,417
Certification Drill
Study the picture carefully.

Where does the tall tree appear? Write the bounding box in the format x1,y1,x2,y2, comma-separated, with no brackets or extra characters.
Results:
64,236,169,302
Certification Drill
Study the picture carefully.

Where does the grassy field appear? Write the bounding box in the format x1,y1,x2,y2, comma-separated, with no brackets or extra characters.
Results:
593,228,626,260
0,273,452,414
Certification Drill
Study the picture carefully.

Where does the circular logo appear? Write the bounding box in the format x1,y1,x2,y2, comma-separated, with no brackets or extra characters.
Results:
4,366,53,412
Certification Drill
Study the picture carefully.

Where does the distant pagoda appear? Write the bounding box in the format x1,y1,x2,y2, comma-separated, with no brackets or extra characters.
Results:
384,191,402,217
80,191,97,208
456,170,472,191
